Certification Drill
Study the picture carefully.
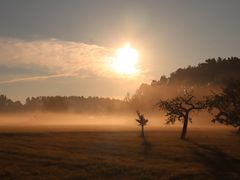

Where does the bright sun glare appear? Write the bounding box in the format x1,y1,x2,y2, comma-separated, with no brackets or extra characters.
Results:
113,43,139,75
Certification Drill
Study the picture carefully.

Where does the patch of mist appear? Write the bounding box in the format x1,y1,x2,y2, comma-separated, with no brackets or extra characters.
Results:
0,111,231,132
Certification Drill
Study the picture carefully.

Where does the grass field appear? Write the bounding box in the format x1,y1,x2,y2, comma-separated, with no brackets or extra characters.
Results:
0,128,239,179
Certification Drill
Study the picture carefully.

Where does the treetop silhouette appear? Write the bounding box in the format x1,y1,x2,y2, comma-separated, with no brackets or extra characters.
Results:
207,81,240,132
136,110,148,138
157,90,207,139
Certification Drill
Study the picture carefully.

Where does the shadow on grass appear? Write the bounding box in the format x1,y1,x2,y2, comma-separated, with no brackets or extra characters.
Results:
186,140,240,179
141,137,152,156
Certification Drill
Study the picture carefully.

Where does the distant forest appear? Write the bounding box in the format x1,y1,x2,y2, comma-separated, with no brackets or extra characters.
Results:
152,57,240,86
131,57,240,111
0,95,129,113
1,57,240,113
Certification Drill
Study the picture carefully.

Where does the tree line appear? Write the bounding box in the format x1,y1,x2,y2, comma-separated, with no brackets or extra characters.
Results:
152,56,240,86
130,57,240,111
0,95,130,113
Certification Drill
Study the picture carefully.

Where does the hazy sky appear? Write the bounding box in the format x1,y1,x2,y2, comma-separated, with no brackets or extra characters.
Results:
0,0,240,101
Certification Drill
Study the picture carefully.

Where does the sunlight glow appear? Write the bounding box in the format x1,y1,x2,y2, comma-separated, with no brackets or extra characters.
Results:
112,43,139,75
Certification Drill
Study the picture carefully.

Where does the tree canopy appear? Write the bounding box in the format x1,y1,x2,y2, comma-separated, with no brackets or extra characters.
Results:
154,57,240,86
157,91,206,139
208,81,240,130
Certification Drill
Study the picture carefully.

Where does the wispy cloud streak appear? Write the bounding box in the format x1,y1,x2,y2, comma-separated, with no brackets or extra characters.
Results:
0,73,73,84
0,38,115,81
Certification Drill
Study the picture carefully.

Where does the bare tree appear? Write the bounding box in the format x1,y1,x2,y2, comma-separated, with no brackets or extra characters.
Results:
157,91,206,139
136,110,148,138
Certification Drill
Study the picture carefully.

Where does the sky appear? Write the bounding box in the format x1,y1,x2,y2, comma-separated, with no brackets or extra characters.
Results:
0,0,240,101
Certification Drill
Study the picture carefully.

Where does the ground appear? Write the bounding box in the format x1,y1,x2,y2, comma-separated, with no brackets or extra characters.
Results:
0,128,239,179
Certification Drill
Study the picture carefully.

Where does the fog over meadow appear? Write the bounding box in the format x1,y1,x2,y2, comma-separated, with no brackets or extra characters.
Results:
0,111,230,133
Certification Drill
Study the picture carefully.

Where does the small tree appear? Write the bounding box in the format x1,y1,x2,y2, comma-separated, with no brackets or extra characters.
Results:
157,91,206,139
136,110,148,138
207,81,240,132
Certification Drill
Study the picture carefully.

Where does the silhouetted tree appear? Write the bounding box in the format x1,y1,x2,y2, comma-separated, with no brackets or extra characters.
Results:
0,94,23,112
157,91,206,139
151,75,168,86
207,81,240,132
159,75,168,85
136,110,148,138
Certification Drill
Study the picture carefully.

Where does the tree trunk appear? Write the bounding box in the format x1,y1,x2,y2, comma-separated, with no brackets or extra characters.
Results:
141,125,144,138
181,113,189,139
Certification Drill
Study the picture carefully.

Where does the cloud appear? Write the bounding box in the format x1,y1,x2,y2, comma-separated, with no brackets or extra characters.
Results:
0,73,69,84
0,38,117,84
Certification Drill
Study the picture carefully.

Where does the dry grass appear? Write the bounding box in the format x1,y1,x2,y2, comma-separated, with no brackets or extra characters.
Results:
0,129,239,179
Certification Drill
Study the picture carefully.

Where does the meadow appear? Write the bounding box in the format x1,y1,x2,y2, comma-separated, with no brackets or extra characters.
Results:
0,125,239,179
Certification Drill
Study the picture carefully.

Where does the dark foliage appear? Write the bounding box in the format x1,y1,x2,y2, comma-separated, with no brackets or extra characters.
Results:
157,91,206,139
207,81,240,131
152,57,240,86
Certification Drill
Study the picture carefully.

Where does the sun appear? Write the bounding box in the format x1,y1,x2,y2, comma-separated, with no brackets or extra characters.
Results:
112,43,139,75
